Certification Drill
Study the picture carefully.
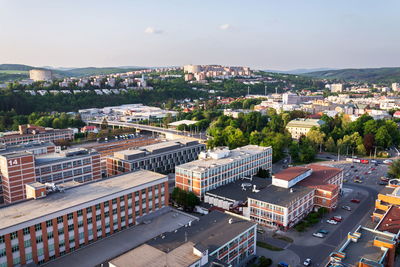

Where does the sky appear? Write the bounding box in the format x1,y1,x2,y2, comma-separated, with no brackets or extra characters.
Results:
0,0,399,70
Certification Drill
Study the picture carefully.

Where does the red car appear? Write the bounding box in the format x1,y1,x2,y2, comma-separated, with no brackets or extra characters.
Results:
331,216,343,222
364,172,368,175
351,199,361,204
371,168,376,171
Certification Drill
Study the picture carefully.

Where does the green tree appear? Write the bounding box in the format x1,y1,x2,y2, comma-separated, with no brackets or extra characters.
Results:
307,128,326,152
388,159,400,178
375,126,391,148
325,136,336,152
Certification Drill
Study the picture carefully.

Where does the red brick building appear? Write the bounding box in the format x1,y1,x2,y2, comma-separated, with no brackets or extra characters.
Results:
0,148,101,204
0,125,74,146
0,170,168,267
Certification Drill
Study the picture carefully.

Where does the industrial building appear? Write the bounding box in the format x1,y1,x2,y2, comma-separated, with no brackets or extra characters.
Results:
175,145,273,198
328,225,398,267
203,164,343,230
0,170,168,267
108,211,256,267
29,69,53,81
0,125,74,146
0,148,100,204
106,139,205,176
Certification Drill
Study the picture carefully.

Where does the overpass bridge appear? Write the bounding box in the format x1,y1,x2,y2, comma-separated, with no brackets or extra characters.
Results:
86,120,207,142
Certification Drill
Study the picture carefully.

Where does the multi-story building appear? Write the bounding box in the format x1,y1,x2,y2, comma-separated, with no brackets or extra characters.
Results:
106,140,205,176
328,225,398,267
175,145,273,198
109,211,256,267
0,125,74,146
0,148,101,204
0,142,57,203
329,83,343,93
0,170,168,267
204,164,343,230
392,82,400,92
29,69,53,81
286,118,325,139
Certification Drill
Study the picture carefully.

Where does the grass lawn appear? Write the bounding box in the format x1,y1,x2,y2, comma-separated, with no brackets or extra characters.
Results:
0,70,29,74
256,241,283,251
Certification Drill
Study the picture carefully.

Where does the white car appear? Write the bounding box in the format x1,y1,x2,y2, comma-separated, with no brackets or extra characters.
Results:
312,232,324,238
326,219,338,225
367,171,372,174
303,258,312,266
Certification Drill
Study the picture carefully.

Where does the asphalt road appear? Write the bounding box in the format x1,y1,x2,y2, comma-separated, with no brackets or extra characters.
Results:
288,183,378,266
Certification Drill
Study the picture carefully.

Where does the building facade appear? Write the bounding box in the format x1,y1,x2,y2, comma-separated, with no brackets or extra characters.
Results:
203,164,343,230
106,140,205,176
175,145,273,198
286,118,325,139
0,125,74,146
0,149,101,204
0,170,168,267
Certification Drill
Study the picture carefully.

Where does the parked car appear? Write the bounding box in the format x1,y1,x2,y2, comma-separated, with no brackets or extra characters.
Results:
354,169,358,172
350,165,354,168
371,168,376,171
378,181,388,186
332,215,343,222
303,258,312,266
354,179,363,183
383,159,393,165
326,219,338,225
351,199,361,204
278,262,290,267
318,229,329,235
364,172,368,175
342,205,352,211
312,232,325,238
381,177,389,182
371,160,377,163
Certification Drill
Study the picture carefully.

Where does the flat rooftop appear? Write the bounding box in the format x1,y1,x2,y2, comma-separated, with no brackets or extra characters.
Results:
273,166,310,181
109,242,201,267
35,149,96,166
376,206,400,234
206,177,271,203
0,170,167,232
147,211,255,254
341,227,395,266
248,183,314,207
114,139,200,159
0,142,54,155
176,145,271,172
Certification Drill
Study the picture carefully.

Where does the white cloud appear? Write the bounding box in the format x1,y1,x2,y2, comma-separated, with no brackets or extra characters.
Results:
144,27,163,34
219,24,230,30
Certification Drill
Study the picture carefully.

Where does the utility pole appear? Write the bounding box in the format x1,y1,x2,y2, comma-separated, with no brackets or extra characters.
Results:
374,146,377,159
337,147,340,162
265,85,267,96
247,86,250,96
275,87,278,94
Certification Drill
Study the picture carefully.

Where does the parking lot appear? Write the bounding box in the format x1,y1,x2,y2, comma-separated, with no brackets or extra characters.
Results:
332,160,389,187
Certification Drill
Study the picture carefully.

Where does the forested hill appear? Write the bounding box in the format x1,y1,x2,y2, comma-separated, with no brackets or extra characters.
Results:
302,67,400,83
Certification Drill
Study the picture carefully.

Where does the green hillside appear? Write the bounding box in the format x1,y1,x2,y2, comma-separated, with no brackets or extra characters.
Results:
302,67,400,83
60,67,146,77
0,64,148,81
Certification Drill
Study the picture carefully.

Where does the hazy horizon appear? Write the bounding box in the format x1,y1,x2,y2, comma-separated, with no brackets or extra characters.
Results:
1,0,399,70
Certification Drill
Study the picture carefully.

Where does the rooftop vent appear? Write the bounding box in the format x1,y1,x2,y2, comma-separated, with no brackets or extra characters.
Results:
228,218,233,224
